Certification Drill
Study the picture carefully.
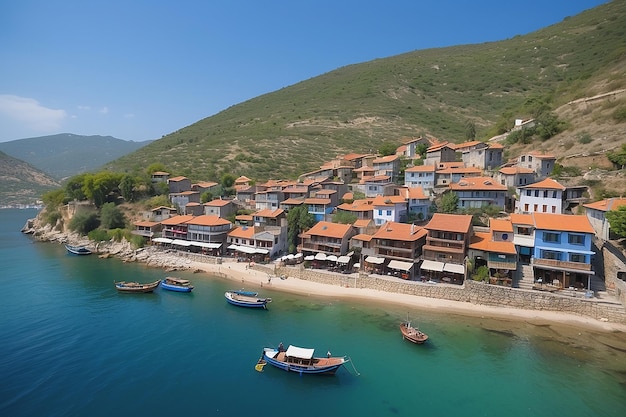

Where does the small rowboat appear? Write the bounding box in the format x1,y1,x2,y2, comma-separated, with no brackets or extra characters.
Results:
160,277,194,292
224,291,271,309
114,280,160,293
65,244,92,255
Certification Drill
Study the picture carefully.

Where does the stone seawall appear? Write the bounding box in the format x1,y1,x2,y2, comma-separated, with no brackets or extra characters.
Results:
274,265,626,325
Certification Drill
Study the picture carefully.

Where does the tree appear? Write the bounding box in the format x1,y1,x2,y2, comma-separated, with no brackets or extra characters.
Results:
221,173,236,197
287,205,315,253
378,142,397,156
69,211,100,235
65,174,88,201
100,202,126,229
119,175,136,202
606,206,626,238
438,192,458,213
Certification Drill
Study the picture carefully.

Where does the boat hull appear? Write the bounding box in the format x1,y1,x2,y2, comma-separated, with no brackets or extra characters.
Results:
262,348,345,375
115,281,160,293
160,279,193,292
400,322,428,344
65,244,92,255
224,291,270,309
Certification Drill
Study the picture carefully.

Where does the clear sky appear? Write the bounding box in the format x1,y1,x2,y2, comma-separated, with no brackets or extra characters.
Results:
0,0,608,143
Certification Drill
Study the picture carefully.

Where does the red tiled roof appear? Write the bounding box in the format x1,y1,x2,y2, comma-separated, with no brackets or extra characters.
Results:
532,213,594,233
469,231,517,254
306,221,352,239
425,213,473,233
523,178,565,190
583,197,626,212
185,215,231,227
449,176,507,191
160,215,195,225
372,221,427,241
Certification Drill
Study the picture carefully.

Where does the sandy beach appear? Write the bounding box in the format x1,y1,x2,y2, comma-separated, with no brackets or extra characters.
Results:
175,254,626,334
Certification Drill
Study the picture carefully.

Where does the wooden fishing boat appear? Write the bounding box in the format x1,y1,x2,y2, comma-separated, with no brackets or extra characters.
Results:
65,244,92,255
400,320,429,344
261,344,348,375
160,277,194,292
114,280,160,293
224,290,271,309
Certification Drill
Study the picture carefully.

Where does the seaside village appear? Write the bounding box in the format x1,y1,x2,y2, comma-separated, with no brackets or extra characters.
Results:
132,133,626,307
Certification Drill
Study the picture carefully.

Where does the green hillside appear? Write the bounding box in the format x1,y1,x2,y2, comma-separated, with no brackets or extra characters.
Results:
107,0,626,182
0,151,60,207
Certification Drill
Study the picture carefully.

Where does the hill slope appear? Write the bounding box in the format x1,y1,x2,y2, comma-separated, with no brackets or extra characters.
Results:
0,151,60,207
106,1,626,182
0,133,150,180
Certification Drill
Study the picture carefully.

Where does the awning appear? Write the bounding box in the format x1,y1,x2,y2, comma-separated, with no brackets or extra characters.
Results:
171,239,192,247
227,244,239,250
353,262,360,268
420,260,445,272
304,255,315,261
294,253,303,258
255,248,269,254
153,237,173,243
326,255,338,262
336,256,351,264
237,246,257,254
387,260,414,271
285,345,314,360
314,253,327,261
443,263,465,274
190,241,222,249
365,256,385,265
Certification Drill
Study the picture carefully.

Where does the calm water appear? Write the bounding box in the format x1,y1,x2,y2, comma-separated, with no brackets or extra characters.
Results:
1,208,625,417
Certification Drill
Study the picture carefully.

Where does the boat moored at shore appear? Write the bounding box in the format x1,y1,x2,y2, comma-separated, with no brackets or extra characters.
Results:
160,277,194,292
114,280,160,293
261,344,348,375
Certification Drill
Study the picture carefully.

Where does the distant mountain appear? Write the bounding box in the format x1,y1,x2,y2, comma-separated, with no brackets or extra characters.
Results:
0,133,151,180
106,0,626,183
0,151,60,207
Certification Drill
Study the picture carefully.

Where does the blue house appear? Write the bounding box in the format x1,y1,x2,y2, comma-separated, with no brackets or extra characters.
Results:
531,213,595,289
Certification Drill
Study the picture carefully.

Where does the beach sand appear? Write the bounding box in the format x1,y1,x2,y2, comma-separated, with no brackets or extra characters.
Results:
183,256,626,335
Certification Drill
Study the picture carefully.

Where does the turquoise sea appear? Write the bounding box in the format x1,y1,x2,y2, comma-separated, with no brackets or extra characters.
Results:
1,208,625,417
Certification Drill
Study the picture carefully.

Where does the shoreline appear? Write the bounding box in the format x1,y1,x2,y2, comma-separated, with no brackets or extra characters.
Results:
170,252,626,334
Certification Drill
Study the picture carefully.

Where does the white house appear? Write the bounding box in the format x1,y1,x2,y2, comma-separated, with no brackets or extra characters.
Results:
516,177,566,214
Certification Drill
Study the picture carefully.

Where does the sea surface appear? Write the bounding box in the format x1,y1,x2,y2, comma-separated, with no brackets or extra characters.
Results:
1,208,625,417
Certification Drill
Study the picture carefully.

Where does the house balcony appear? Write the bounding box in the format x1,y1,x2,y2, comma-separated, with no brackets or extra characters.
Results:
376,247,417,261
531,257,593,274
423,244,465,256
300,242,342,253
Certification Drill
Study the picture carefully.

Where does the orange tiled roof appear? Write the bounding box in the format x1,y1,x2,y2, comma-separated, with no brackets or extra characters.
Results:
405,165,436,173
168,176,188,182
254,208,284,218
452,140,481,150
449,176,507,191
185,215,231,227
522,177,565,190
372,221,427,241
204,199,231,207
469,231,517,254
281,198,305,205
306,221,352,239
352,233,373,242
228,225,256,239
372,195,406,206
583,197,626,212
353,219,372,228
510,213,534,225
337,199,373,212
425,213,473,233
437,166,483,175
399,186,428,199
160,215,195,225
426,142,451,152
499,166,535,175
489,218,513,232
532,213,594,233
373,154,399,164
304,198,332,205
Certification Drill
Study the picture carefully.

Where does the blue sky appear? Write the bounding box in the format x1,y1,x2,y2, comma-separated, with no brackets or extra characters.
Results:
0,0,608,143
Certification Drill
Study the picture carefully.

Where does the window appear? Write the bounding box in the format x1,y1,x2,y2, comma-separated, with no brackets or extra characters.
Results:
542,205,547,212
570,253,585,263
386,210,392,216
524,203,529,212
542,250,559,260
378,210,383,215
543,191,548,198
552,191,557,198
551,206,556,213
534,204,538,212
568,234,584,245
543,232,559,243
534,190,539,197
526,190,531,196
